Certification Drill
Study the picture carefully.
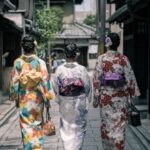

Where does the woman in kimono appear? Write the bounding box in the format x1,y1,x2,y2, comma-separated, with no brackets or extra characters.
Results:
10,35,54,150
93,33,140,150
52,43,92,150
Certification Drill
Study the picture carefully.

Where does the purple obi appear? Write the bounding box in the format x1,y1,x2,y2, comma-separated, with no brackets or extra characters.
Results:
100,72,126,88
58,77,85,96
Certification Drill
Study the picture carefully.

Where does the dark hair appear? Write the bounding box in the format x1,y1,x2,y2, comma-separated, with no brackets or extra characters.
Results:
21,35,35,53
65,43,78,58
107,32,120,50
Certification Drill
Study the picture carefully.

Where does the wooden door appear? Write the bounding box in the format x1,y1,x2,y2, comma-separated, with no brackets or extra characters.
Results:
76,47,88,67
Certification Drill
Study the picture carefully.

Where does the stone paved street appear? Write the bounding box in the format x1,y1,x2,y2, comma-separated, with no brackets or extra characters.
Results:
0,71,150,149
0,99,103,150
0,99,148,150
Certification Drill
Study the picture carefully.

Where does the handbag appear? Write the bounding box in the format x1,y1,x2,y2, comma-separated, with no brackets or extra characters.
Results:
93,95,100,108
128,102,141,127
43,103,56,136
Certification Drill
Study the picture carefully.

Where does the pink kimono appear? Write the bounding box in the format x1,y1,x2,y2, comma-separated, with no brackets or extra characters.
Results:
93,51,140,150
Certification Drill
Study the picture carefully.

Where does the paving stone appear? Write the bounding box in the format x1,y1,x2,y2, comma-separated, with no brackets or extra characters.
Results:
82,145,98,150
44,137,59,143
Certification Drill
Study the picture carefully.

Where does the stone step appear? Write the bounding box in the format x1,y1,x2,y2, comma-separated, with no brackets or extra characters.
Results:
134,105,148,119
128,124,150,150
126,126,145,150
135,105,148,112
0,145,19,150
0,102,16,127
136,126,150,145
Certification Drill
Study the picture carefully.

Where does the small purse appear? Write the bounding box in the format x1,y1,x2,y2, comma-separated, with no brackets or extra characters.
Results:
128,102,141,127
43,104,56,136
93,96,100,108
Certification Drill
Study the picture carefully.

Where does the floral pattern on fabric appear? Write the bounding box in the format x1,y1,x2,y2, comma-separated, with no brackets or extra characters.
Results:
10,54,54,150
52,62,92,150
93,51,140,150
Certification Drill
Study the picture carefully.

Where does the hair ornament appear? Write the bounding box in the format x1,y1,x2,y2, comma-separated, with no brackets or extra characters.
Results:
105,36,112,47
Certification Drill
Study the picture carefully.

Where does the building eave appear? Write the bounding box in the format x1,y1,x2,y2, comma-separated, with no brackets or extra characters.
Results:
35,0,83,5
107,4,129,23
4,0,16,10
108,0,149,23
0,14,23,32
55,23,96,40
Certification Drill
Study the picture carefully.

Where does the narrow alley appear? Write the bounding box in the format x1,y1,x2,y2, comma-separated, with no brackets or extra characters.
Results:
0,97,150,150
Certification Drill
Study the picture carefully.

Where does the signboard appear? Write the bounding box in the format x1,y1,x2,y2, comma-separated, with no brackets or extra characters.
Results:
88,45,98,54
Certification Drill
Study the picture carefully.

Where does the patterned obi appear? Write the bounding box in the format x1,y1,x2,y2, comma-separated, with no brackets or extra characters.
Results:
100,72,126,88
58,77,85,96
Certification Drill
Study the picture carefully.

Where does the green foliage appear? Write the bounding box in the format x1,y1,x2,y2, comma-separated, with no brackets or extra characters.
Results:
83,14,96,28
36,6,64,50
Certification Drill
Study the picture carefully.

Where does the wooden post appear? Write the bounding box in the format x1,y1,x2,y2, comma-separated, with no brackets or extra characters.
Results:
47,41,51,74
0,32,3,95
148,8,150,118
98,0,106,55
46,0,51,74
47,0,50,7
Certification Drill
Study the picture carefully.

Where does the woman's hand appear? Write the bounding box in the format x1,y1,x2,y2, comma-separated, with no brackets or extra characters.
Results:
9,93,19,108
9,93,17,101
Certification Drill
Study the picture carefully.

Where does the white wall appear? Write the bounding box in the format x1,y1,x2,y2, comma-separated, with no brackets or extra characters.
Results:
63,1,74,24
75,0,96,22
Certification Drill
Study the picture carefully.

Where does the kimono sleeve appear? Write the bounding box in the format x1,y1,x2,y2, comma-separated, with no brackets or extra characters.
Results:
39,59,55,101
124,56,140,98
51,72,59,96
51,66,65,104
93,55,103,97
82,67,92,103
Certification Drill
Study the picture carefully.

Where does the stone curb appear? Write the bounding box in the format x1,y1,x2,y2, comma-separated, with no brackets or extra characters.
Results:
0,101,16,127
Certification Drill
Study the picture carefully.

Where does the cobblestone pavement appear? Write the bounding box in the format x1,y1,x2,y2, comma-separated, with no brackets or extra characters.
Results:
0,100,102,150
0,99,143,150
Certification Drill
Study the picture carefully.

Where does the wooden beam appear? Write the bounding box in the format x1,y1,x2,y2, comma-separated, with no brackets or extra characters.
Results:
4,0,16,10
51,1,66,3
0,32,3,91
148,2,150,117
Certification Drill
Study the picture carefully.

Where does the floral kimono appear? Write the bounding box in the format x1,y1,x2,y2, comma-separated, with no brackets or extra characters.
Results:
10,54,54,150
93,50,140,150
52,62,92,150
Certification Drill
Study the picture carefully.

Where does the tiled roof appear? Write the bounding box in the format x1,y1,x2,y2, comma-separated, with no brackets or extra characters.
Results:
56,22,96,39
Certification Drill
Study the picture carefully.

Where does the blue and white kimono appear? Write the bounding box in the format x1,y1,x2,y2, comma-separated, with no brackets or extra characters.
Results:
52,62,92,150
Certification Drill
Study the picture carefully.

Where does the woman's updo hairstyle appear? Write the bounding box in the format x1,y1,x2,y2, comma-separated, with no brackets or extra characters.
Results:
21,35,35,53
106,32,120,50
65,43,79,58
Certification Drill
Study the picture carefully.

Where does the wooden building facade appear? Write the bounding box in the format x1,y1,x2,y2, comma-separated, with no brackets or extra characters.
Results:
0,0,36,98
0,0,94,98
107,0,150,115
